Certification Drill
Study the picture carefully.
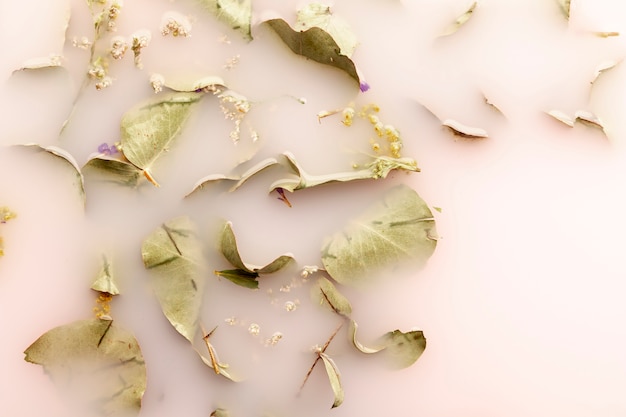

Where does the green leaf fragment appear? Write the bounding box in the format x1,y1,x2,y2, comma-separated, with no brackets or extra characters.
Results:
24,318,146,417
14,55,64,71
442,119,488,139
557,0,571,19
348,320,384,354
311,277,352,317
379,329,426,369
319,352,344,408
296,3,358,57
157,74,226,93
142,216,205,341
120,92,202,187
198,0,252,40
321,184,437,287
187,157,279,196
440,1,477,37
216,222,294,288
91,254,120,295
265,18,360,86
83,156,142,187
269,152,419,193
211,409,231,417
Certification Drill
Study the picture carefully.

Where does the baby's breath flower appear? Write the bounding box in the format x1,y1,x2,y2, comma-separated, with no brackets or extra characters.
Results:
72,36,92,49
160,11,192,37
107,0,123,31
342,107,355,126
95,76,113,90
150,73,165,93
109,36,128,60
131,29,151,68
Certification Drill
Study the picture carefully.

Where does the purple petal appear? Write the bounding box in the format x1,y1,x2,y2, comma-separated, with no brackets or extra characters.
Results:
359,81,370,93
98,143,110,154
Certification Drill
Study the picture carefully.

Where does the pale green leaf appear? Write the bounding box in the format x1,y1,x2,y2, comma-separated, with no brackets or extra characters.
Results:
557,0,571,19
321,184,437,286
0,207,17,223
198,0,252,40
211,408,231,417
214,269,260,289
120,92,202,186
158,74,227,93
295,3,358,57
142,216,205,341
348,320,384,354
83,156,142,187
269,152,419,193
218,221,294,277
91,254,120,295
379,329,426,369
187,157,279,197
14,55,64,71
547,110,607,134
442,119,488,139
18,144,85,204
24,318,146,416
265,19,360,87
440,1,477,37
311,277,352,317
319,352,344,408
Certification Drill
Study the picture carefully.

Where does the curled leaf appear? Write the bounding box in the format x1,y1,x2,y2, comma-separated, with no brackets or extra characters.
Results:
269,152,419,193
156,74,227,93
142,216,205,341
265,12,361,87
320,352,344,408
198,0,252,40
295,3,358,57
83,156,142,187
24,318,146,417
14,55,64,71
442,119,488,139
311,276,352,317
348,320,384,354
215,221,294,288
440,2,477,37
120,92,202,187
590,60,620,85
546,110,607,135
557,0,571,19
91,254,120,295
321,184,437,286
187,157,279,196
379,329,426,369
18,144,85,204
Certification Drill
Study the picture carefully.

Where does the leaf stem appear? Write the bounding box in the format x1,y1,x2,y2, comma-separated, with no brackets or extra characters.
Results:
299,323,343,392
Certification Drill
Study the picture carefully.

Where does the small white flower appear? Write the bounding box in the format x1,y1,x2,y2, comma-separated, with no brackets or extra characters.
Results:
109,36,128,60
160,11,192,37
150,73,165,94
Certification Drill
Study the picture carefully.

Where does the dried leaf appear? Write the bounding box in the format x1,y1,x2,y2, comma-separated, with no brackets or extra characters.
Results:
211,409,231,417
295,3,358,57
198,0,252,40
269,152,419,193
14,55,64,71
319,352,344,408
159,74,227,93
442,119,488,139
83,156,142,187
18,144,85,204
0,207,16,258
379,329,426,369
547,110,607,134
590,60,620,85
265,16,361,87
120,92,202,187
91,254,120,295
187,157,279,196
142,216,205,341
348,320,384,354
215,221,294,288
557,0,571,19
440,2,477,37
24,318,146,417
546,110,574,127
198,327,239,380
311,276,352,317
321,184,437,286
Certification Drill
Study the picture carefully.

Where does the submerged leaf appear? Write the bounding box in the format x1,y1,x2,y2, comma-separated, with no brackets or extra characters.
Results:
158,74,227,93
0,207,16,258
295,3,358,57
187,157,279,196
557,0,571,19
83,156,142,187
547,110,607,134
442,119,488,139
590,60,620,85
269,152,419,193
18,144,85,203
15,55,64,71
142,216,205,341
348,320,384,354
91,254,120,295
120,92,202,186
24,318,146,416
265,17,361,87
320,352,344,408
440,2,477,37
379,329,426,369
216,222,294,288
321,184,437,286
198,0,252,40
311,277,352,317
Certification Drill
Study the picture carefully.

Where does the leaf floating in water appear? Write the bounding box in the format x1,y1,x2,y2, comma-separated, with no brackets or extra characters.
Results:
24,318,147,417
120,92,202,187
14,55,64,72
379,329,427,369
0,207,17,258
348,320,384,354
442,119,488,139
440,1,477,37
311,276,352,317
215,221,294,288
546,110,607,135
195,326,239,381
320,352,344,408
211,409,231,417
198,0,253,40
154,74,227,93
557,0,571,19
269,151,419,193
546,110,574,127
142,216,205,341
594,31,619,38
590,60,621,85
18,144,85,204
321,184,437,287
186,157,279,197
83,156,142,187
265,4,362,88
91,254,120,296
